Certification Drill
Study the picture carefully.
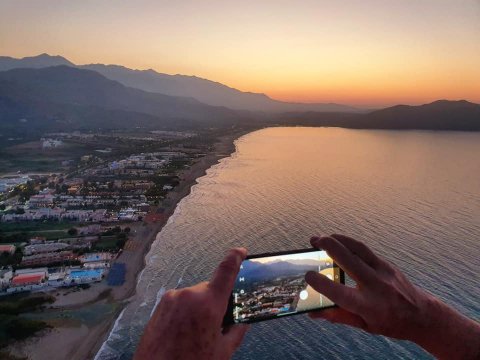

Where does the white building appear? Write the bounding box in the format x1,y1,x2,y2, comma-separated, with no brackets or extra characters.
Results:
42,138,63,149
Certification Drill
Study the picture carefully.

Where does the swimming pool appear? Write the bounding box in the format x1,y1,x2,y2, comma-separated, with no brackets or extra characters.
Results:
69,269,103,280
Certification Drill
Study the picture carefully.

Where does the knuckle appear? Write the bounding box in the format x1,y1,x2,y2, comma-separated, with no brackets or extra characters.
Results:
161,289,176,303
176,288,195,301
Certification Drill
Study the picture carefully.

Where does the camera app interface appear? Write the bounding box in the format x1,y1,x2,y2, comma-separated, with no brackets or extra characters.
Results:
233,250,340,323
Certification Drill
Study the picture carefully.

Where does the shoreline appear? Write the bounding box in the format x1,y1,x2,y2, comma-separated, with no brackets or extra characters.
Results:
90,131,245,358
7,131,246,360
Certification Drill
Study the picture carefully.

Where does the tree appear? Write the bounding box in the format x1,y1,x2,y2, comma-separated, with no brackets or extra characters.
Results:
67,228,78,236
123,227,131,233
116,238,126,249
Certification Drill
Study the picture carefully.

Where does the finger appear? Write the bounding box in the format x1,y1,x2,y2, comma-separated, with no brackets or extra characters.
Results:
222,324,250,352
209,248,247,302
311,236,377,285
309,308,367,330
330,234,381,268
305,271,363,314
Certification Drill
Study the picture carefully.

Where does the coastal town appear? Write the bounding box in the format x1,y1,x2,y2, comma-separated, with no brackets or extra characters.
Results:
1,143,187,294
0,128,239,357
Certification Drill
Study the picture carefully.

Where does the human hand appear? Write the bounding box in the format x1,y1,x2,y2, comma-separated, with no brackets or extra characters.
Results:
305,234,480,360
134,248,250,360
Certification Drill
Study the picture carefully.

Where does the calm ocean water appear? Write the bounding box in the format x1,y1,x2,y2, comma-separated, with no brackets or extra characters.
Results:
96,127,480,359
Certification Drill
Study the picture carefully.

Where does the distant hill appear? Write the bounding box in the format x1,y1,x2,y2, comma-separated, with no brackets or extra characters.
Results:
0,66,246,136
279,100,480,131
1,55,479,133
0,54,361,113
363,100,480,130
80,63,361,113
238,259,318,286
0,53,74,71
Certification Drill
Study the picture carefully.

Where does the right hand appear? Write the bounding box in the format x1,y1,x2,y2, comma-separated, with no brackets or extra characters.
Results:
305,234,480,360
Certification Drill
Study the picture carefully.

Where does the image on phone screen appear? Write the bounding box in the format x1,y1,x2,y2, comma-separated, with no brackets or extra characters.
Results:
231,249,343,324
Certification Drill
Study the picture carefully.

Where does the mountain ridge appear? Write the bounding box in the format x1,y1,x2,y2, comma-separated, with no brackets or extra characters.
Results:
1,55,479,134
0,65,248,136
0,54,361,113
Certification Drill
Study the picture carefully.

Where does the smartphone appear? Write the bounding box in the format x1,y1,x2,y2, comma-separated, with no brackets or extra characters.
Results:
223,248,344,325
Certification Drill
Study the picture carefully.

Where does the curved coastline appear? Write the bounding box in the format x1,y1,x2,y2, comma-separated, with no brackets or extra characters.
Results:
92,130,250,359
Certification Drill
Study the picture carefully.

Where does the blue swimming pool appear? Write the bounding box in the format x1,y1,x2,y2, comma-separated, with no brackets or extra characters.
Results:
70,269,103,279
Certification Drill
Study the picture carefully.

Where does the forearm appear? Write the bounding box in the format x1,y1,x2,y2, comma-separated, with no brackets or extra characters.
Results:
411,294,480,360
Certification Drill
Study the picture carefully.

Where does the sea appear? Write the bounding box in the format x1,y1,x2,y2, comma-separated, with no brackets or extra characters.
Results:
95,127,480,359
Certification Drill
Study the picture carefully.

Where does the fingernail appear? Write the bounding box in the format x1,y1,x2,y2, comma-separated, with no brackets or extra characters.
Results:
233,247,247,257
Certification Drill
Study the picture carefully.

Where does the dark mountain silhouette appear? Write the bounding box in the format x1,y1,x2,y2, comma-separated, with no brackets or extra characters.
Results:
279,100,480,131
1,55,478,134
0,54,360,113
363,100,480,130
0,53,74,71
0,66,246,135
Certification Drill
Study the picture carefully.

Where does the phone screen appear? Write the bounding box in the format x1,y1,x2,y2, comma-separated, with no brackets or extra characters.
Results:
229,249,343,324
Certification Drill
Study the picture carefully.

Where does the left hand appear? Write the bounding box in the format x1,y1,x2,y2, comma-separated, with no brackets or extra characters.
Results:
134,248,250,360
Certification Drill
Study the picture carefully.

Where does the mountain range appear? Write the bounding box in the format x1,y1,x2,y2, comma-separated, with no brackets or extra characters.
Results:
0,54,360,113
238,260,318,285
0,65,247,135
0,53,479,135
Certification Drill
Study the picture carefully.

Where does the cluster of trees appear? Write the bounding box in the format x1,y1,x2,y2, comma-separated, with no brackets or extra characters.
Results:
145,175,180,200
0,232,29,244
90,226,130,251
1,208,25,215
0,294,54,349
9,181,37,202
163,158,191,172
0,248,23,267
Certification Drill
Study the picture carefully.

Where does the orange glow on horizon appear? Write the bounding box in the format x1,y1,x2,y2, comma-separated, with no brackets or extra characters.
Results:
1,0,479,108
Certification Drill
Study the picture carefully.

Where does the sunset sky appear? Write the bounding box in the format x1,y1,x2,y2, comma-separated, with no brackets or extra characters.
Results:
1,0,479,107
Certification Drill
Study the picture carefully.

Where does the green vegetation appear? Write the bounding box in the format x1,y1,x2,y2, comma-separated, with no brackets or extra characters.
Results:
8,181,37,202
0,221,77,233
145,174,180,200
0,248,23,267
0,232,29,244
0,294,54,348
0,294,55,315
0,222,80,243
163,158,191,172
92,228,129,252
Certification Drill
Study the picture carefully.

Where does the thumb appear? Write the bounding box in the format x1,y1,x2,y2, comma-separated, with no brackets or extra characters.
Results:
223,324,250,352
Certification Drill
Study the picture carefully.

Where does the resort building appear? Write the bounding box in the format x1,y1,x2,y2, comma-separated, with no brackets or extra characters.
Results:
78,252,113,269
0,269,13,289
21,251,75,267
42,138,63,149
0,244,16,254
24,242,70,255
27,194,55,208
8,271,47,293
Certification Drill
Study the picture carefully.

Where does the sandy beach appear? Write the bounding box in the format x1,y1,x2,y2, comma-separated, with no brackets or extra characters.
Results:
7,132,243,360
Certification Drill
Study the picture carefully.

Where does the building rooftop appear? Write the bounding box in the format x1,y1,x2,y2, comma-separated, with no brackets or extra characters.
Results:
0,244,15,253
12,273,45,286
